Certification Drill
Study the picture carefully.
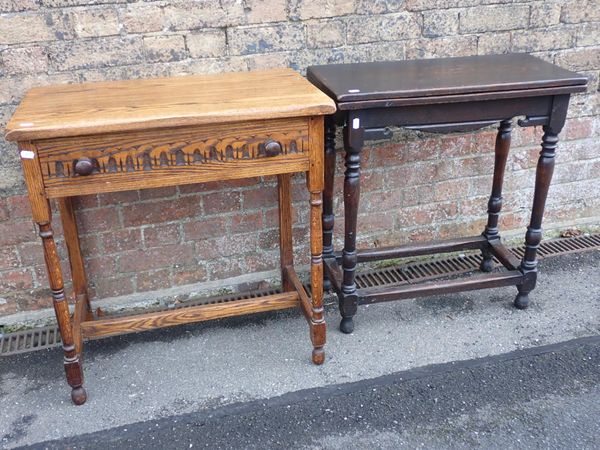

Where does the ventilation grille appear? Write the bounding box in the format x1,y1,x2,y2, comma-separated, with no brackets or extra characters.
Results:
2,234,599,356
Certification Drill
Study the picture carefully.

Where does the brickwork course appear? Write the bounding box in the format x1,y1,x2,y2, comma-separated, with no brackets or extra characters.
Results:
0,0,599,319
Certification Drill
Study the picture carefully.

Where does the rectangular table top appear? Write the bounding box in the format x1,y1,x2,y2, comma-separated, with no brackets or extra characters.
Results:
307,54,587,108
6,68,336,141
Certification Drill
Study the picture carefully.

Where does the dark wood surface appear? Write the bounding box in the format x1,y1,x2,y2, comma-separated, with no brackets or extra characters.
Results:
307,54,587,107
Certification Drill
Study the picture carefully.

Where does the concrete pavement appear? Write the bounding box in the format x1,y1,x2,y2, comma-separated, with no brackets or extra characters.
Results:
1,250,599,448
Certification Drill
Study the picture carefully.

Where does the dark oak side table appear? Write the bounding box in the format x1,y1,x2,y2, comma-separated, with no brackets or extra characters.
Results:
5,68,335,404
307,54,587,334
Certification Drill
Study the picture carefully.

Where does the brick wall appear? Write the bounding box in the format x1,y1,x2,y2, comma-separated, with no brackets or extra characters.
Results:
1,0,599,319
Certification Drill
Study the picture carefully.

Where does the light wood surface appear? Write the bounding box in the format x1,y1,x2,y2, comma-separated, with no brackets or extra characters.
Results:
6,68,336,141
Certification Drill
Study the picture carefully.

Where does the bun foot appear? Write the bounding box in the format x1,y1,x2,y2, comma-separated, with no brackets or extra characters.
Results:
71,386,87,405
480,258,494,273
514,293,530,310
340,317,354,334
312,347,325,365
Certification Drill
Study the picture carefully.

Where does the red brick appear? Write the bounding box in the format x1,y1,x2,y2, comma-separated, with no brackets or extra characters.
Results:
139,186,177,201
360,212,394,232
18,242,44,266
172,266,208,285
102,228,142,253
0,220,36,246
0,296,18,315
0,202,9,221
135,269,170,292
564,118,593,141
387,162,437,188
203,191,242,215
242,186,278,210
143,223,180,248
231,211,263,234
122,196,201,227
90,276,135,299
75,194,99,209
7,194,31,219
195,234,260,260
0,246,19,270
119,243,195,273
15,289,54,311
183,216,228,241
98,190,139,206
179,178,258,194
0,268,33,290
77,207,121,233
85,255,117,276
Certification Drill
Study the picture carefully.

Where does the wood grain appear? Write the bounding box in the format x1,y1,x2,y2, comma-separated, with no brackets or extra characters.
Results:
6,68,336,141
81,292,299,339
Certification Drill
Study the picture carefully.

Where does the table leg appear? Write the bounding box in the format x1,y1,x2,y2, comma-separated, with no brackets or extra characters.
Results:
58,197,92,320
481,119,512,272
322,117,336,291
278,174,294,292
515,126,558,309
339,122,364,334
308,116,326,364
39,217,87,405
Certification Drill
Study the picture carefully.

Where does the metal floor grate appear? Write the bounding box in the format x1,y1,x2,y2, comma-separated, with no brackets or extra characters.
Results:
2,233,599,357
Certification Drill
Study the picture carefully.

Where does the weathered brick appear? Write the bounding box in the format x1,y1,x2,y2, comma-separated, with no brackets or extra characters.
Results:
290,0,355,20
230,212,263,234
512,28,574,52
530,2,562,28
143,223,181,248
244,0,287,23
306,20,346,49
576,23,600,47
164,1,241,31
0,13,60,45
90,275,134,299
203,191,242,215
347,13,421,44
560,0,600,24
135,269,170,292
406,0,479,10
119,243,195,272
120,3,165,34
144,35,187,63
478,32,511,55
77,207,120,233
423,9,459,38
227,23,304,55
356,0,406,14
123,196,201,227
41,0,125,6
0,246,19,270
71,8,119,38
406,36,478,59
186,30,227,58
0,221,36,246
183,216,228,241
555,47,600,71
460,5,530,33
1,46,49,75
0,0,38,12
0,268,33,290
171,266,207,285
102,228,142,254
49,37,144,71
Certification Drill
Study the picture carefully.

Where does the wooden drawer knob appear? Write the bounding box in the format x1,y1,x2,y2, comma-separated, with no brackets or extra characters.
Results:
74,157,94,176
264,139,282,157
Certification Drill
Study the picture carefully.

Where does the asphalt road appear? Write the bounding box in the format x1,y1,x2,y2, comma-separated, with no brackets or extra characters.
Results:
1,250,599,448
25,336,600,449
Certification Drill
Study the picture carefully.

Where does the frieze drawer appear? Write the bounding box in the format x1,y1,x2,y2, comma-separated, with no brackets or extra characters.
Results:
35,117,310,198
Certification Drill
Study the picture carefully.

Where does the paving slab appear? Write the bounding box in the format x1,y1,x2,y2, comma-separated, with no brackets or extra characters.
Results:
1,250,599,448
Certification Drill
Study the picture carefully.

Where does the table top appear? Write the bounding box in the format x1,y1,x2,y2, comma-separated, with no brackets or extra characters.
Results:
6,68,336,141
307,54,587,107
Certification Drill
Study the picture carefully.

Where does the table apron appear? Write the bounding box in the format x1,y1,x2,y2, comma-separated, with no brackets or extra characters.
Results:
351,95,554,130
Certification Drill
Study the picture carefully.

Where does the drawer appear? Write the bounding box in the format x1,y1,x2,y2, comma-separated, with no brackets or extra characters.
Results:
35,117,310,198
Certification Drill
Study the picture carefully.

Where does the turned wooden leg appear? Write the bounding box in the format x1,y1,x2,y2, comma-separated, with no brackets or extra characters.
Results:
39,219,86,404
339,121,364,334
278,174,294,292
308,116,326,364
481,119,512,272
515,126,558,309
322,117,336,291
